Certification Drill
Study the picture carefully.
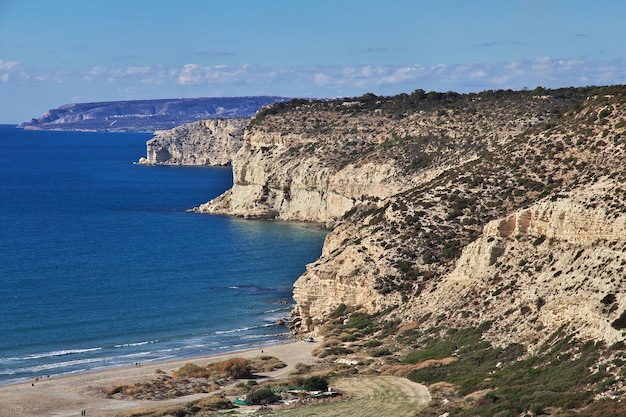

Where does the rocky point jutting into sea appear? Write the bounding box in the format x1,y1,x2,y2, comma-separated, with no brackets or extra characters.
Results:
137,118,249,166
144,86,626,414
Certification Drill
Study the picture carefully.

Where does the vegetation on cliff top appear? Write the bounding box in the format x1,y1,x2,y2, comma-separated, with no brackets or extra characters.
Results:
252,86,595,125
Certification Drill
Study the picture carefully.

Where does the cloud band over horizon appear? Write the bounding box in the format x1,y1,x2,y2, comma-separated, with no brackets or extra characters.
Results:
2,56,626,121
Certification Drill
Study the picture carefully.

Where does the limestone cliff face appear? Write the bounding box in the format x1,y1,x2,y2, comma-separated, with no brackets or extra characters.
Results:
287,88,626,353
292,218,404,333
138,118,248,166
194,92,563,222
194,119,411,221
419,182,626,349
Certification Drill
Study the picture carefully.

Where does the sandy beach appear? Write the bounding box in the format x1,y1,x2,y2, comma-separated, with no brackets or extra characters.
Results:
0,339,321,417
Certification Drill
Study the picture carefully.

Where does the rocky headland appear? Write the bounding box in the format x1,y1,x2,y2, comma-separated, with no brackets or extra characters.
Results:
19,96,288,132
159,87,626,415
137,118,249,166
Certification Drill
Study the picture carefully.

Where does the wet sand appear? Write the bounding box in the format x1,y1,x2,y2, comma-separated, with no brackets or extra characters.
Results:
0,339,321,417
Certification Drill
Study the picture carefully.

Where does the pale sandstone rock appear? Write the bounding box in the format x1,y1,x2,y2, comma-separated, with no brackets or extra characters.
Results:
194,132,410,221
139,118,248,166
292,220,403,334
417,184,626,349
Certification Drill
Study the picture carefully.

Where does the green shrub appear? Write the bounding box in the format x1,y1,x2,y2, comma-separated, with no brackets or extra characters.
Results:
371,348,393,357
532,235,546,246
246,387,279,405
363,340,383,348
330,303,349,319
341,333,358,342
611,311,626,330
302,375,329,391
325,347,353,356
404,340,456,363
346,312,374,331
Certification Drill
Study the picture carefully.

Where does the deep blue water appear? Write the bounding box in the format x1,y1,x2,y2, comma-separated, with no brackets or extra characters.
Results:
0,125,326,385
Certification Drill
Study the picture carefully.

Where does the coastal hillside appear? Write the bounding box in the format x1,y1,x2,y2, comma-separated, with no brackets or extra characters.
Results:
195,90,581,221
193,86,626,415
19,96,288,132
138,118,249,166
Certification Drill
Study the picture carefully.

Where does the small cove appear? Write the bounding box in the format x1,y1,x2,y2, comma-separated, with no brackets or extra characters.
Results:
0,125,327,385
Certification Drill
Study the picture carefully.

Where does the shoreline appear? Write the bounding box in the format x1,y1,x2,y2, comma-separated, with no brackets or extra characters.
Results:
0,338,321,417
0,331,296,388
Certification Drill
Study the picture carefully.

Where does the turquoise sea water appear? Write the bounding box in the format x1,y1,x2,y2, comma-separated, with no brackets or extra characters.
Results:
0,125,327,385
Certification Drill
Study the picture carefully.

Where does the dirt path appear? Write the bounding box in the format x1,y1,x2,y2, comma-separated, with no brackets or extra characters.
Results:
272,375,430,417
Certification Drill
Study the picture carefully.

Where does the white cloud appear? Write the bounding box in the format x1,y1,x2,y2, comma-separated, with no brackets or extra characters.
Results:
4,57,626,103
313,73,330,86
469,70,486,79
0,59,19,70
0,59,29,83
125,66,151,75
177,63,200,85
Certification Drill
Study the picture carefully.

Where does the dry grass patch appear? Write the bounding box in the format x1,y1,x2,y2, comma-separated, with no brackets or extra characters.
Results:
379,357,457,377
397,321,419,334
114,405,186,417
274,375,430,417
249,355,286,372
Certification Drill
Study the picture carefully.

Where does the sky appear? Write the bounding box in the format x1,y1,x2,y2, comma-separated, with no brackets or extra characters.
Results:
1,0,626,123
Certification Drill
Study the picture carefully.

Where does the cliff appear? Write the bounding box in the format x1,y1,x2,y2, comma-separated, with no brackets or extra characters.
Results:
168,86,626,412
19,96,289,132
193,91,566,222
137,118,248,166
190,87,626,355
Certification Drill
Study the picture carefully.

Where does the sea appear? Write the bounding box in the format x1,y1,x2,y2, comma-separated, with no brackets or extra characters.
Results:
0,124,327,385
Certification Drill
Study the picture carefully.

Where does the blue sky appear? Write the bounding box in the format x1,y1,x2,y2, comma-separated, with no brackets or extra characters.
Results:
1,0,626,123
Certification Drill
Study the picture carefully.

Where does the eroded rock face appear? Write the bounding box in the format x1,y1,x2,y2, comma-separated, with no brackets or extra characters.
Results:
194,128,409,221
187,89,626,353
138,119,249,166
423,185,626,349
285,89,626,351
484,197,626,244
193,92,552,222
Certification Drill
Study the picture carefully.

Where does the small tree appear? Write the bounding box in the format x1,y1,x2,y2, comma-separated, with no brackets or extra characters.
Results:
302,375,328,391
246,387,279,405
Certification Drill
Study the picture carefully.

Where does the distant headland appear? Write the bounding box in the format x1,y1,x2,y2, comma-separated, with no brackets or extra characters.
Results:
18,96,291,132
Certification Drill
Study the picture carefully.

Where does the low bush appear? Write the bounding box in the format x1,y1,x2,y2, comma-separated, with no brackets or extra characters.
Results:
192,395,235,411
372,348,393,357
302,375,329,391
173,363,210,379
208,357,252,379
246,387,280,405
249,356,286,372
345,312,375,333
362,339,382,348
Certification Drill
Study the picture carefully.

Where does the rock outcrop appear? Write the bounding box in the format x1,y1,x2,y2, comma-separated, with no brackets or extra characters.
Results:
417,185,626,350
138,118,248,166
